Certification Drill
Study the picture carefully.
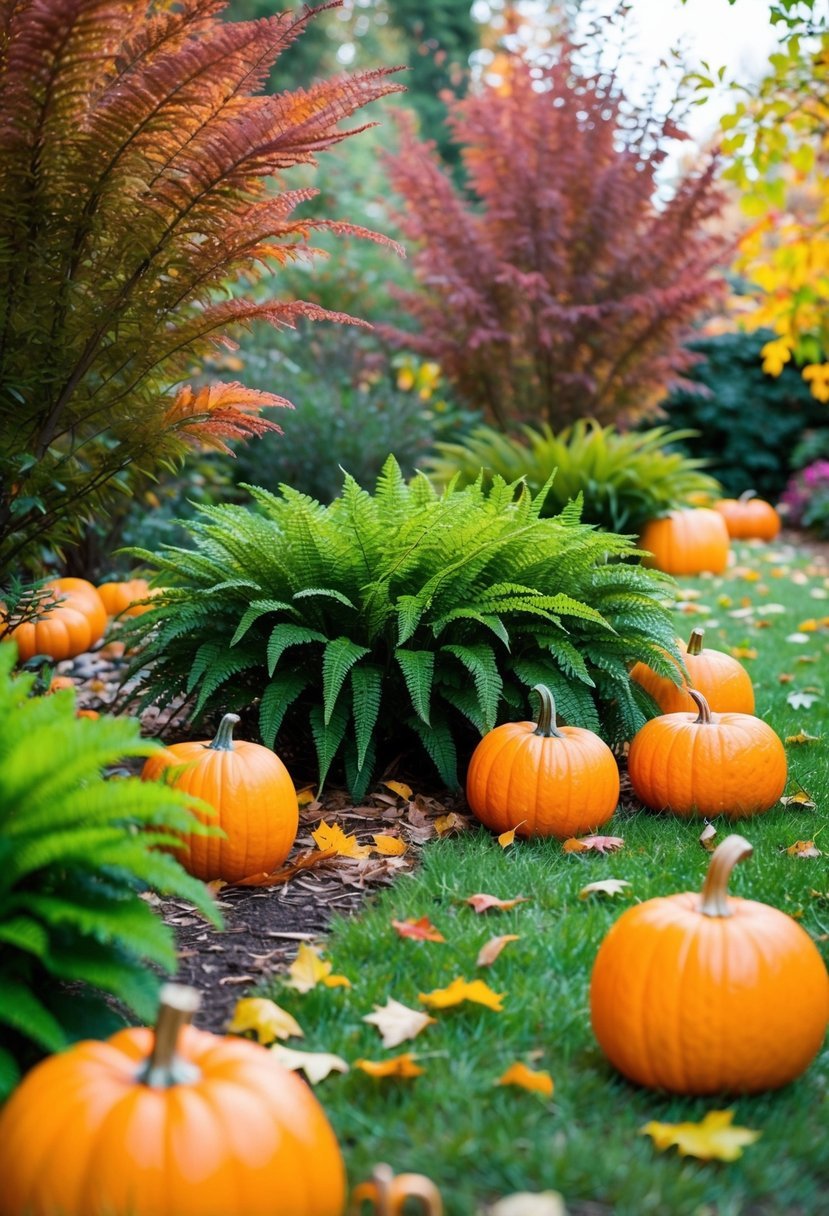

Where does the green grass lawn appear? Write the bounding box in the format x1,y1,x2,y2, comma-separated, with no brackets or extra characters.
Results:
266,540,829,1216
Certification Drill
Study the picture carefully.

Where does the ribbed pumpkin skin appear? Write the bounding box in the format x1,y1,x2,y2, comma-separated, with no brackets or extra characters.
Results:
50,577,108,640
639,508,729,576
0,1025,346,1216
141,732,298,882
630,640,755,715
466,723,620,838
98,578,152,617
715,497,781,540
590,894,829,1093
628,708,786,818
7,577,107,662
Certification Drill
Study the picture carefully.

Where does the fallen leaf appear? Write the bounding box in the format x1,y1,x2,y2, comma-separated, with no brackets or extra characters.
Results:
786,840,822,859
354,1052,424,1078
785,731,822,746
780,789,817,808
641,1109,761,1162
270,1044,349,1085
496,1061,554,1097
579,878,632,899
477,934,520,967
498,826,521,848
372,833,407,856
465,893,531,914
383,779,413,800
391,916,445,943
226,997,303,1044
311,820,372,858
797,619,819,631
419,977,505,1012
786,691,819,710
485,1194,566,1216
563,834,624,855
730,645,757,659
786,632,812,644
362,998,436,1048
699,823,717,852
435,812,466,836
205,879,227,896
296,786,316,807
285,943,351,992
234,847,338,887
778,673,794,683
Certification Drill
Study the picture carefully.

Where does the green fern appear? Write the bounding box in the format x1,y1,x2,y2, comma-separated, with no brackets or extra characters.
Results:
423,420,721,534
0,644,220,1097
123,458,683,795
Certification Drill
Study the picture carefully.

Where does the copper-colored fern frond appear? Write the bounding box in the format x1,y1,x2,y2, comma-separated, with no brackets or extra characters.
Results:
164,381,291,454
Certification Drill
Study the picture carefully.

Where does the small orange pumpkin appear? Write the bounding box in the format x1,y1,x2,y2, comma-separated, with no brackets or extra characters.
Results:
49,577,108,639
465,684,620,839
141,713,298,882
6,578,107,663
639,508,729,576
0,984,346,1216
630,627,755,715
627,688,786,819
590,834,829,1094
715,490,781,541
97,577,154,618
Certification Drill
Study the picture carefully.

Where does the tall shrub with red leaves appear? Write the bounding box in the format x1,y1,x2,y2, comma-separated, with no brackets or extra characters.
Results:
0,0,402,574
383,47,730,432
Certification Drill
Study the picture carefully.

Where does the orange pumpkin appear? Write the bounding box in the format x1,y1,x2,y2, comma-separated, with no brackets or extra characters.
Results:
590,835,829,1093
97,577,154,618
49,577,108,639
630,626,755,715
639,508,729,576
627,688,786,819
141,713,298,882
715,490,781,541
0,984,346,1216
465,683,620,839
6,577,107,663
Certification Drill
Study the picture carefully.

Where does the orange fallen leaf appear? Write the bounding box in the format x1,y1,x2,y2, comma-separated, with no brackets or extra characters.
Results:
778,673,795,683
797,619,819,632
498,825,524,848
465,893,531,914
355,1053,424,1079
391,916,445,943
296,786,316,807
383,779,413,800
362,999,435,1048
270,1044,349,1084
780,789,817,808
227,997,303,1044
785,731,822,746
730,646,757,659
786,840,822,859
578,878,631,900
641,1109,761,1162
285,943,351,993
496,1061,554,1097
372,833,407,856
435,812,466,836
234,847,338,887
563,834,624,855
477,934,520,968
419,977,505,1012
311,820,372,859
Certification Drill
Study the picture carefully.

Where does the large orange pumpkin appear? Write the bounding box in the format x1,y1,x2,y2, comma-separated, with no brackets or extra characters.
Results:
0,984,346,1216
590,835,829,1094
6,577,106,662
627,688,786,819
639,508,729,576
715,490,781,541
97,577,154,618
141,713,299,882
630,626,755,715
465,683,620,839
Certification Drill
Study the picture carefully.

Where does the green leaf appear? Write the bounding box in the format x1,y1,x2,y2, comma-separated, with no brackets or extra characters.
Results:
309,699,351,791
0,981,67,1052
267,623,326,677
441,642,502,731
322,637,370,724
350,663,383,771
395,648,435,725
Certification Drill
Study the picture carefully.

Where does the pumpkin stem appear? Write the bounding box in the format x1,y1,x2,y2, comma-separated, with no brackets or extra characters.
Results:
531,684,564,738
348,1165,443,1215
738,490,757,503
686,627,705,657
699,834,754,918
688,687,715,724
207,713,240,751
136,983,202,1088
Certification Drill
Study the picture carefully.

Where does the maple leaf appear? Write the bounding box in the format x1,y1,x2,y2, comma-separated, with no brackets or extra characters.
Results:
785,731,822,746
383,780,413,799
579,879,632,899
485,1194,566,1216
391,916,445,943
285,943,351,993
363,998,436,1048
563,834,624,855
355,1052,425,1079
496,1061,554,1097
477,934,520,968
465,893,531,914
780,789,817,808
226,997,303,1045
419,977,505,1011
311,820,372,858
373,833,407,856
699,823,717,852
786,691,819,710
270,1044,349,1085
641,1109,761,1162
786,839,822,858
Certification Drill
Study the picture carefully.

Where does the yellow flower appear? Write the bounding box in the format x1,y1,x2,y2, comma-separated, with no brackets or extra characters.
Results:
803,363,829,403
760,338,792,377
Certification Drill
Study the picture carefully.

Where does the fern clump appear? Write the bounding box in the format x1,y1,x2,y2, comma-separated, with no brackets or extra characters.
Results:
124,458,682,798
0,645,220,1098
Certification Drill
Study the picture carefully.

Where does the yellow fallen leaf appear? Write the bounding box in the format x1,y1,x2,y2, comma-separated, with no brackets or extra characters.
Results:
270,1044,349,1085
362,998,436,1049
435,811,466,835
465,893,531,913
578,878,631,899
382,779,413,799
641,1109,761,1162
226,997,303,1045
496,1061,554,1097
296,786,316,807
355,1052,424,1079
786,839,822,859
498,826,520,848
419,976,505,1012
785,731,822,746
730,645,757,659
311,820,372,858
372,833,407,856
477,934,520,968
285,942,351,992
780,790,817,808
797,619,819,631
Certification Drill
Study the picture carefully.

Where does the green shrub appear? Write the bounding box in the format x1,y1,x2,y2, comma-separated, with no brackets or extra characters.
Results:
0,645,220,1097
123,458,681,800
657,330,829,499
422,420,720,534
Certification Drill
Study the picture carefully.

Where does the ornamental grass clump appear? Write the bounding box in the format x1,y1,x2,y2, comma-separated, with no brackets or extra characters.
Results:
124,458,681,798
